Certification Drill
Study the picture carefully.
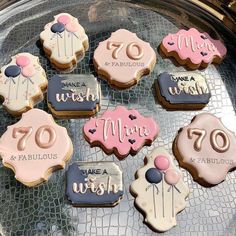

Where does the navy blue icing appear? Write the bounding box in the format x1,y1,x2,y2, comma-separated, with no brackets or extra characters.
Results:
4,65,21,78
47,75,100,112
145,168,162,184
157,72,211,104
51,23,65,33
66,163,123,206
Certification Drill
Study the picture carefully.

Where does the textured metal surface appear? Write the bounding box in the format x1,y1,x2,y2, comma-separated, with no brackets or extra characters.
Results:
0,0,236,235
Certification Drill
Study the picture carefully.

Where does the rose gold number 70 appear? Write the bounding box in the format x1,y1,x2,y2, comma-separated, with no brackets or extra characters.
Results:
12,125,56,151
107,41,143,60
187,128,230,153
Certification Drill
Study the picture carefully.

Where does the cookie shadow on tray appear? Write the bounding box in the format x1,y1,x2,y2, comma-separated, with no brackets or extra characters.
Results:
158,44,209,71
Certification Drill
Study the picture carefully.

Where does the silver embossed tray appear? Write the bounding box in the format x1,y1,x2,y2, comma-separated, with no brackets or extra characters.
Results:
0,0,236,235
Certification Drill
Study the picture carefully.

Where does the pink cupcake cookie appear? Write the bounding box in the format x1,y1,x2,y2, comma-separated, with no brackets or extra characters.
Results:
174,113,236,186
83,106,159,159
0,53,47,116
0,109,73,187
93,29,156,89
40,13,89,71
160,28,227,69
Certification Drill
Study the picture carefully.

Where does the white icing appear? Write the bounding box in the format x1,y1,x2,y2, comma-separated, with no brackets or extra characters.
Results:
73,176,120,195
168,72,209,96
130,148,189,232
98,118,150,143
0,53,47,111
56,88,97,102
177,34,216,52
40,13,88,65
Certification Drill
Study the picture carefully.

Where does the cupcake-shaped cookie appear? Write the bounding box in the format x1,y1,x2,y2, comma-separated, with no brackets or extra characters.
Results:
40,13,89,71
0,53,47,116
131,147,189,232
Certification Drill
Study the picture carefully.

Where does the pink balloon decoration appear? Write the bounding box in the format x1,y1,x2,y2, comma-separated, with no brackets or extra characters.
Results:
65,21,80,33
22,65,36,77
154,155,170,171
57,15,71,25
164,169,181,185
16,56,30,67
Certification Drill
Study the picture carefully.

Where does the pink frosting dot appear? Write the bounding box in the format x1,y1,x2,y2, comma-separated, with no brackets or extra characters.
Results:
154,155,170,171
57,15,71,25
16,55,30,67
164,169,181,185
22,65,36,77
65,21,80,33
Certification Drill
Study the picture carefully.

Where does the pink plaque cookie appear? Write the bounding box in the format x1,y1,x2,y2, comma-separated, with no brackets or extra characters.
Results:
161,28,227,69
174,113,236,186
131,147,189,232
83,106,159,159
0,109,73,187
93,29,156,89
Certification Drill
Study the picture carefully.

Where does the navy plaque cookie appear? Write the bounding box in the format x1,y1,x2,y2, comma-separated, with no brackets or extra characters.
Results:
66,162,123,206
47,74,101,117
155,72,211,110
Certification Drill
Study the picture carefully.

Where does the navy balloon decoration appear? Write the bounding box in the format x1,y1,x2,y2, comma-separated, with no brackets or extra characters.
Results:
4,65,21,77
51,23,65,33
145,168,162,184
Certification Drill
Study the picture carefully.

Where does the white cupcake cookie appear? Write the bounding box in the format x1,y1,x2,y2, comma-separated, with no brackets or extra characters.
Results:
40,13,89,71
131,147,189,232
0,53,47,116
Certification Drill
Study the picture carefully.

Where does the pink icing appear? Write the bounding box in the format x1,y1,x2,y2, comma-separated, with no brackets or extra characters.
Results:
57,14,71,25
65,21,80,33
22,65,36,77
83,106,159,158
176,113,236,185
93,29,156,85
154,155,170,170
162,28,227,65
164,169,181,185
0,109,72,186
16,55,30,67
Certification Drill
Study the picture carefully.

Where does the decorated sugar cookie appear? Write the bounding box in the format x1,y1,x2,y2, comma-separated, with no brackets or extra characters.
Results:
40,13,89,71
156,72,211,110
174,113,236,186
83,106,159,159
0,109,73,187
131,147,189,232
66,162,123,206
160,28,227,69
93,29,156,89
0,53,47,116
47,74,101,118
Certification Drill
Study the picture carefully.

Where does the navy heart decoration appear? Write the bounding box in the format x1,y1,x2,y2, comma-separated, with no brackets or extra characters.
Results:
89,129,96,134
129,114,137,120
201,35,208,40
128,139,136,144
201,52,208,56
